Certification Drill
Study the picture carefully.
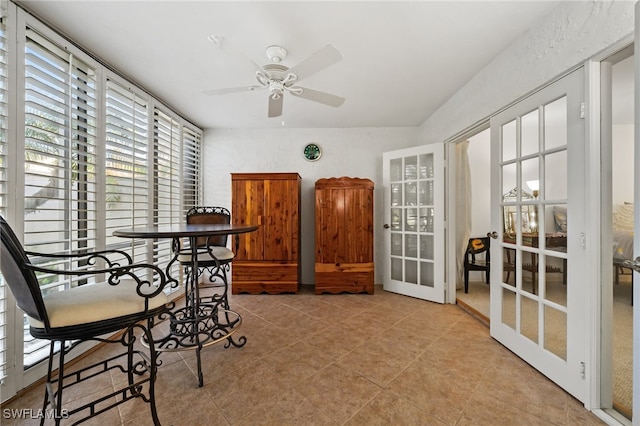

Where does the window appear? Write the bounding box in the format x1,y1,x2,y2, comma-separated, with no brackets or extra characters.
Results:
0,5,202,401
153,109,182,276
105,78,149,263
23,27,99,366
182,125,202,213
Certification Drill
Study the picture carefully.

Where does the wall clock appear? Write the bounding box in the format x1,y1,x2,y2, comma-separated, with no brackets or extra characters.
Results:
303,143,322,161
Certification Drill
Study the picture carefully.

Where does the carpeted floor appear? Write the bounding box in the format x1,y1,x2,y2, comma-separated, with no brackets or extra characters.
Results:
457,273,633,418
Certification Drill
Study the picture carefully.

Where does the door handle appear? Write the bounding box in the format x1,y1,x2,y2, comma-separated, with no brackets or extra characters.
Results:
487,231,498,239
623,256,640,272
383,224,390,229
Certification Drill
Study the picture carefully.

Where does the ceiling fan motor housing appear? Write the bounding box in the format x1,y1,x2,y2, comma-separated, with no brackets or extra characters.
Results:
265,45,287,63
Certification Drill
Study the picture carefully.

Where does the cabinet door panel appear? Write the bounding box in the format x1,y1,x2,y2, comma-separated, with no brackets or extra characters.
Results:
345,188,374,263
316,187,346,264
263,179,299,260
232,179,264,260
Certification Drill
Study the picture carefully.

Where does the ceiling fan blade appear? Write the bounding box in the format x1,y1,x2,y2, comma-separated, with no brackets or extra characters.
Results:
202,85,264,96
268,95,284,118
290,87,345,108
286,45,342,82
207,35,265,74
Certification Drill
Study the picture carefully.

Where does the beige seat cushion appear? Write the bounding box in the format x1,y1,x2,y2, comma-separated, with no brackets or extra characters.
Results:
28,280,168,329
176,246,234,263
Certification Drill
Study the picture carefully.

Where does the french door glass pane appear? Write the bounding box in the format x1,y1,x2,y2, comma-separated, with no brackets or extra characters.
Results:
545,306,567,360
545,151,567,200
404,156,417,180
502,288,516,330
502,119,517,161
544,97,567,150
544,255,567,306
521,294,539,343
390,158,402,181
420,262,434,287
521,109,539,157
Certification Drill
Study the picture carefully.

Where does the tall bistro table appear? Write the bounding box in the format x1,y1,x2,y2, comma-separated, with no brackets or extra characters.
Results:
113,223,258,386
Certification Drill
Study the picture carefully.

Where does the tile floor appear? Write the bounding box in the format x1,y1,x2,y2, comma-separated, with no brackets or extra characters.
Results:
3,285,604,425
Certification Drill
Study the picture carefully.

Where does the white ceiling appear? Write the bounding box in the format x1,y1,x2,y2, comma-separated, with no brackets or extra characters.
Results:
20,1,564,129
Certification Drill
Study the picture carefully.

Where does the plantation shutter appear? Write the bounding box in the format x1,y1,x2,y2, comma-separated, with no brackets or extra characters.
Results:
104,78,149,263
182,125,201,214
0,12,9,382
153,109,181,275
22,28,98,366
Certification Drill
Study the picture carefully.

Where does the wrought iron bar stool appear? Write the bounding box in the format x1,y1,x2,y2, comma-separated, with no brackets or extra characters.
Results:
0,216,171,425
175,206,235,310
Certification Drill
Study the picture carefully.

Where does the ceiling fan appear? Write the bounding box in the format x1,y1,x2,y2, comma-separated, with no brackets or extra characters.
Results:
204,36,345,118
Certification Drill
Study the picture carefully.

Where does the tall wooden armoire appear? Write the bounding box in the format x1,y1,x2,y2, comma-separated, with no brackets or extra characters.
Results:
231,173,301,294
315,177,374,294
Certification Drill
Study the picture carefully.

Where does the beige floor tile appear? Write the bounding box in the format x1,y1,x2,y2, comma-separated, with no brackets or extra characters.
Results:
387,357,479,424
458,391,556,425
235,388,337,426
3,285,606,426
204,362,290,424
295,363,382,424
346,390,444,425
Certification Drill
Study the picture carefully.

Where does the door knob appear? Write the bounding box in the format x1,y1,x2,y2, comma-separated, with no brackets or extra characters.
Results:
383,224,390,229
487,231,498,239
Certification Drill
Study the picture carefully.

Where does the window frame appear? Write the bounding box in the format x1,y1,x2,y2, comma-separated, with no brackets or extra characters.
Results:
0,4,203,401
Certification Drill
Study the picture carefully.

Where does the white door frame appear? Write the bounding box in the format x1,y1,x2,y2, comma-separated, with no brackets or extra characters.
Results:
581,32,636,422
444,124,490,304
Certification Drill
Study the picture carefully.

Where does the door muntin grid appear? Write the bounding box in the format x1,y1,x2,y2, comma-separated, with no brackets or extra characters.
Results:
390,154,435,287
499,96,569,360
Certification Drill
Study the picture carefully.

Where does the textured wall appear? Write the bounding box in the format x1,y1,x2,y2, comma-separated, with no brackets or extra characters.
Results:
418,0,634,144
202,127,420,285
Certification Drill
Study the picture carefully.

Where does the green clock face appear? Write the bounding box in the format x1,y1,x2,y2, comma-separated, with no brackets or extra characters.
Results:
303,143,322,161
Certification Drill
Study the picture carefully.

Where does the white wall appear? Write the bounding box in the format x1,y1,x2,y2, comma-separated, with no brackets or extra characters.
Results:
202,127,420,285
418,0,634,145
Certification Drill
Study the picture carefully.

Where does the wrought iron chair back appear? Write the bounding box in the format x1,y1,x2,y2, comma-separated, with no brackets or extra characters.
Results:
0,216,47,326
186,206,231,248
0,215,168,425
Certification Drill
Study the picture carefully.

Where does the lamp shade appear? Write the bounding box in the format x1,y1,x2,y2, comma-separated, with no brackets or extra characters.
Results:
526,180,539,192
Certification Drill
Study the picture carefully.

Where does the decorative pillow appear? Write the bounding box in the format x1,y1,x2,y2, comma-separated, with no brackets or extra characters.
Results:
613,203,634,231
553,206,567,233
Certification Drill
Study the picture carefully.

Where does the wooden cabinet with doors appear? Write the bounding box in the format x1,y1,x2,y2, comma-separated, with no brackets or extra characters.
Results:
315,177,374,294
231,173,301,294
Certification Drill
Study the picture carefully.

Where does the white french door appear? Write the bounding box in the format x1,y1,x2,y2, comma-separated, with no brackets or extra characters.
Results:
489,68,588,401
382,144,445,303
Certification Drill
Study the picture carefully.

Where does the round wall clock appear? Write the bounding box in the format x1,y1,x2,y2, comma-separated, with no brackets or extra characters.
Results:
303,143,322,161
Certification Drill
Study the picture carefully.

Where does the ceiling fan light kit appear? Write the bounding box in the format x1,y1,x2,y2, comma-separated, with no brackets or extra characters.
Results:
205,36,345,118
